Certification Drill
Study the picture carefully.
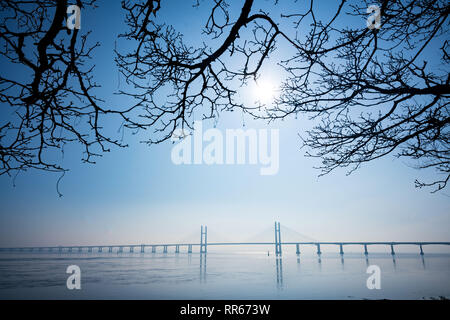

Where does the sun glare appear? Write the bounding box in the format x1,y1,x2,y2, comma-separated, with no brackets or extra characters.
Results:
253,79,276,104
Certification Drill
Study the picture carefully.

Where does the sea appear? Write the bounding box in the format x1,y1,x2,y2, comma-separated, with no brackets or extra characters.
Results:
0,250,449,299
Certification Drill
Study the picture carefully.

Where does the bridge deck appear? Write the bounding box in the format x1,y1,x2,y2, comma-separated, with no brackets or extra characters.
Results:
1,241,450,251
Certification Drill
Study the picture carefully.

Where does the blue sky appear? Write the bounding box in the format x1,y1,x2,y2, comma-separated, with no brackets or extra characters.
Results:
0,0,449,247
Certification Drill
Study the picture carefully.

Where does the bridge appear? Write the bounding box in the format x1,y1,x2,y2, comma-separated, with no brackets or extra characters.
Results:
1,222,449,256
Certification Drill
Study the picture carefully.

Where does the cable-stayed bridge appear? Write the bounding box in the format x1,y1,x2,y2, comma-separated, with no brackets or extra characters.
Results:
1,222,449,256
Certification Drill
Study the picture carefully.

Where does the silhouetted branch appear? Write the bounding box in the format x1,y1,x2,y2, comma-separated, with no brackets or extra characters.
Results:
2,0,448,193
117,0,449,192
0,0,140,180
116,0,293,142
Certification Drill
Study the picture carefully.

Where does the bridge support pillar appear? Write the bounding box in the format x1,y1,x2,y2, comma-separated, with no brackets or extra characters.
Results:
296,243,300,255
58,246,62,253
118,246,123,253
390,244,395,255
364,244,368,255
188,245,192,253
108,246,113,253
200,226,208,254
129,246,134,253
316,243,321,255
419,244,424,255
274,222,282,256
141,245,145,253
88,247,92,253
152,246,156,253
98,247,102,253
339,244,344,255
78,247,82,253
163,245,168,254
175,245,180,253
68,247,73,253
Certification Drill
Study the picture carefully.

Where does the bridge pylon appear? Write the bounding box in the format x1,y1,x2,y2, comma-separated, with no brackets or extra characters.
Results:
200,225,207,254
274,221,282,256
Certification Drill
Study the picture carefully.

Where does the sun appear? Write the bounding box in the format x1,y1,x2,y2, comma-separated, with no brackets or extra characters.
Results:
253,78,276,104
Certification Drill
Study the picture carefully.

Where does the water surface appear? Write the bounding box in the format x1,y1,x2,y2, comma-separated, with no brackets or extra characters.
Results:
0,251,449,299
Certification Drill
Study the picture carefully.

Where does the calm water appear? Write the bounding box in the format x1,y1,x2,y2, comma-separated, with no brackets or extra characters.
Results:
0,251,449,299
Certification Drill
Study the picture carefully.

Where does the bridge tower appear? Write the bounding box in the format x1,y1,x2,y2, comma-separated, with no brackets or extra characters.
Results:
200,225,207,254
274,221,282,256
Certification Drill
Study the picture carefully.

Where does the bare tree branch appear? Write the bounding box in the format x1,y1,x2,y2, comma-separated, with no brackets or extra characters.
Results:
117,0,449,192
0,0,142,194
